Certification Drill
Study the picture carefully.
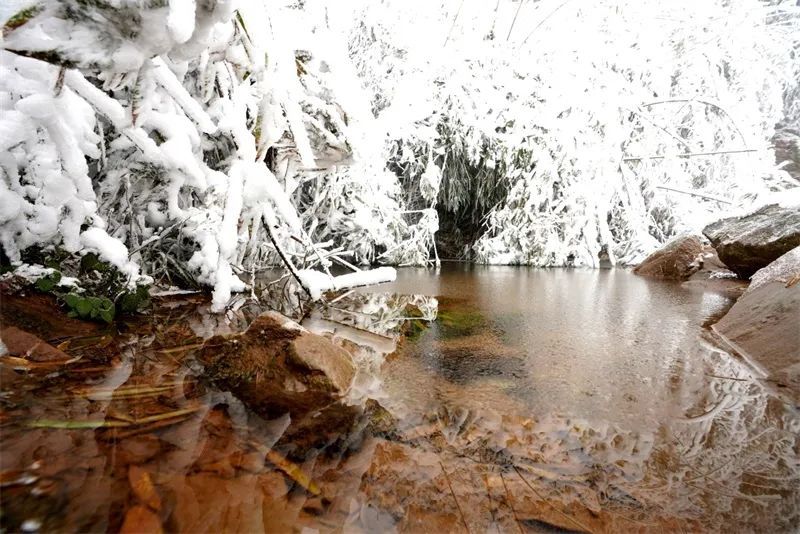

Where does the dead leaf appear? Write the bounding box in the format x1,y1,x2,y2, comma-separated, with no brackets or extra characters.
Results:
128,466,162,511
120,505,162,534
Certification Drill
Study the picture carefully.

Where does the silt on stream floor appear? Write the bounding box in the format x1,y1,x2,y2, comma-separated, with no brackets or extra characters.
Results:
1,265,798,533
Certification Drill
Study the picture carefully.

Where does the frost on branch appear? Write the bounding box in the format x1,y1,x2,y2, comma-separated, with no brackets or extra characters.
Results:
339,0,800,265
0,1,409,311
2,0,798,311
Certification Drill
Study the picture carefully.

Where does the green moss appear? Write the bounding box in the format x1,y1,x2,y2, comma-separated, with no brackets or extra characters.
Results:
404,318,429,341
436,309,487,339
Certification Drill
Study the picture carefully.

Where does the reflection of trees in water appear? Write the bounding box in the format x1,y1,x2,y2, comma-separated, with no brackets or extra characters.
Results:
313,292,438,338
379,342,798,531
200,285,796,531
655,353,800,530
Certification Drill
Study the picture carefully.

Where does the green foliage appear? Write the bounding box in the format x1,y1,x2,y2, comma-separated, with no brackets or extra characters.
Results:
64,293,115,323
118,284,151,313
35,271,62,292
21,250,151,324
80,252,111,274
2,5,43,33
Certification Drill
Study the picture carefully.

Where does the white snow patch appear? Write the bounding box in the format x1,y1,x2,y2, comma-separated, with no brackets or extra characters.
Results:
167,0,197,44
297,267,397,300
80,228,139,279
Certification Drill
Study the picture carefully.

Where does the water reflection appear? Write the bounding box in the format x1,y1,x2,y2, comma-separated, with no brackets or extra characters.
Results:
357,265,800,531
1,266,797,533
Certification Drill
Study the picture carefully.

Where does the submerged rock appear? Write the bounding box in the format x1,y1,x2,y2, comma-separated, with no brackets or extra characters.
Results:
199,311,356,420
0,288,101,340
702,204,800,278
633,234,705,280
713,246,800,403
0,326,70,362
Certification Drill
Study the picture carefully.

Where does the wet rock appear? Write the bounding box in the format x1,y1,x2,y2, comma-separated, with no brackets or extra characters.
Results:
360,440,450,520
199,311,356,420
128,465,162,511
702,204,800,278
683,247,747,299
634,235,705,280
713,247,800,403
0,327,70,362
364,399,399,438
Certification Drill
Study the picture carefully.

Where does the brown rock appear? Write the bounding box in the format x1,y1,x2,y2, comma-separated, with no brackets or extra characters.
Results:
0,326,70,362
713,247,800,404
114,435,162,466
633,235,705,280
199,311,356,419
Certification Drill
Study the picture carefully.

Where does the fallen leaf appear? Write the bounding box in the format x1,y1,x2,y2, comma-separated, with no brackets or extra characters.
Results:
128,465,162,511
120,505,162,534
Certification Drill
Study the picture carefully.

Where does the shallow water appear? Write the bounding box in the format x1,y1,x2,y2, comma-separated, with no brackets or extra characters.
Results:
1,266,798,533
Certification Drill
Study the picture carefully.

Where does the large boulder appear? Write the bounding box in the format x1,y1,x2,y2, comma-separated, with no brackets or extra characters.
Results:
713,246,800,404
702,204,800,279
199,311,357,420
633,235,705,280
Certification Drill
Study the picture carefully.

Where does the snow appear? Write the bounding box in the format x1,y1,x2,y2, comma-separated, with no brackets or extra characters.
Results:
1,0,798,311
81,228,139,279
151,57,217,134
3,263,80,288
707,187,800,223
167,0,196,44
297,267,397,300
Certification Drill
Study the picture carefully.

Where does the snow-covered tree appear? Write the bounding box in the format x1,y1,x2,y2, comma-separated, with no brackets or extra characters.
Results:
338,0,800,265
2,0,798,314
0,1,404,311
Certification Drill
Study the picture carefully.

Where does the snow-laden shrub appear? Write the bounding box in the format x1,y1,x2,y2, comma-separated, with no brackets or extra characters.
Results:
0,1,407,310
341,0,800,265
3,0,798,309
